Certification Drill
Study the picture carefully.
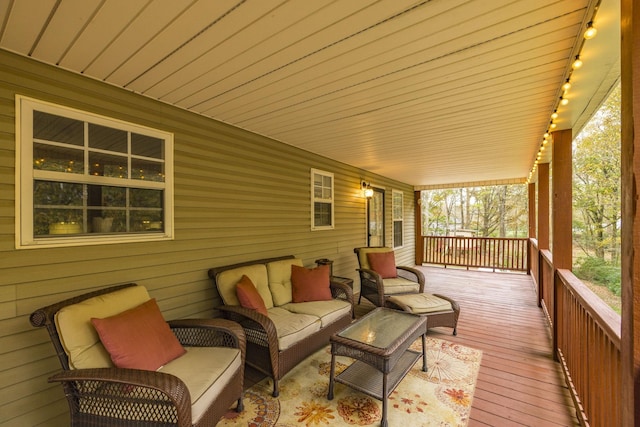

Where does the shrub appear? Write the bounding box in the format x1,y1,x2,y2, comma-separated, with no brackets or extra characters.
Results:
574,256,621,296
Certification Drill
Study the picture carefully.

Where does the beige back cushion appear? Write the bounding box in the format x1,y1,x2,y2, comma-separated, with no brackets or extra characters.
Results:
215,264,274,309
55,285,150,369
266,258,304,306
357,247,393,270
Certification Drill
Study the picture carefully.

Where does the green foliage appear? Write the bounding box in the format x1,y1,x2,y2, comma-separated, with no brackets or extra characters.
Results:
573,84,621,263
574,256,621,296
421,184,528,237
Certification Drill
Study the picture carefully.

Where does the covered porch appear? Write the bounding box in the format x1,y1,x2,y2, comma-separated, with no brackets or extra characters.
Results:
1,1,638,425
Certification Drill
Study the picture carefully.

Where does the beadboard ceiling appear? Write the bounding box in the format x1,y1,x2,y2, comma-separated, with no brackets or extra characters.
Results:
0,0,620,188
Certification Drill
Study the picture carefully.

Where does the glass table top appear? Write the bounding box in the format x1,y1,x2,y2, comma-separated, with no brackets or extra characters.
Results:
338,308,420,349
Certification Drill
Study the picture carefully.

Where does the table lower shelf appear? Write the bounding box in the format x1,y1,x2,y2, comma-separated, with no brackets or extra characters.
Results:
334,349,422,400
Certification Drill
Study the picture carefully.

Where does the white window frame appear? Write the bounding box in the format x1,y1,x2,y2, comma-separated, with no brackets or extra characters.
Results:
15,95,174,249
311,168,334,230
392,190,404,249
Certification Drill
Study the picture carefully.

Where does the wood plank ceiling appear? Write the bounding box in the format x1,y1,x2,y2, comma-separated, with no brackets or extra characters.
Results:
0,0,620,187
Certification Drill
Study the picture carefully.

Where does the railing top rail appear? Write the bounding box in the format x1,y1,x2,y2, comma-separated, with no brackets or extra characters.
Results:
556,268,621,350
424,235,528,241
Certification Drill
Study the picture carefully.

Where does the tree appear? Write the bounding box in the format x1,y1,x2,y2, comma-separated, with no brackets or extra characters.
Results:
573,84,621,263
421,184,528,237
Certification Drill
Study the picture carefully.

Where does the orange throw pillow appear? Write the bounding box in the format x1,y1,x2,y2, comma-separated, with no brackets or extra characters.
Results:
367,251,397,278
91,299,186,371
236,275,268,316
291,264,332,302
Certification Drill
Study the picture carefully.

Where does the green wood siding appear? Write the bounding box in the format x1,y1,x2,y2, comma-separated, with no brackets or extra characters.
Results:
0,49,415,426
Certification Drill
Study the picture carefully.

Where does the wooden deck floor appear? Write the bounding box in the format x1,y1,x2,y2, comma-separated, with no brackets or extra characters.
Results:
245,266,580,426
357,266,580,427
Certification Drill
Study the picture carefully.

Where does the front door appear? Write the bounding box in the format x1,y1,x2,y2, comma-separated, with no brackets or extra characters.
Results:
367,188,385,247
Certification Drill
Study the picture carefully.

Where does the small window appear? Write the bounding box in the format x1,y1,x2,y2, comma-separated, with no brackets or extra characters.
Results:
311,168,334,230
16,96,174,248
393,190,404,248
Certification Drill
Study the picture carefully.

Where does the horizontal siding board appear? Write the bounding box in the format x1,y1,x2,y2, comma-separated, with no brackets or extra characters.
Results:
0,49,415,425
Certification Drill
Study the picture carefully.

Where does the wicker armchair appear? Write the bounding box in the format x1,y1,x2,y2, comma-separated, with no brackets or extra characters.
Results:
354,247,425,306
354,247,460,335
30,283,245,427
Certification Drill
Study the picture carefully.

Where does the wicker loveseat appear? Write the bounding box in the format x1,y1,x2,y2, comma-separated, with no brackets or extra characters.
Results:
208,255,354,397
30,283,246,427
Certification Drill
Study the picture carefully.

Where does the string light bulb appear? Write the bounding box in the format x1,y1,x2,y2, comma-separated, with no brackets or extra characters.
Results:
551,111,558,120
560,97,569,106
562,80,572,92
584,21,597,39
572,55,583,69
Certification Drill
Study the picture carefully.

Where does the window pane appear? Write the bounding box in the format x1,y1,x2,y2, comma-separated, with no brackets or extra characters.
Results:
33,111,84,146
87,185,127,207
130,188,163,208
131,158,164,182
89,152,128,178
131,210,164,232
314,202,332,227
34,143,84,174
132,133,163,158
89,123,127,153
34,208,83,236
393,194,403,219
394,220,403,247
34,181,84,206
89,210,126,233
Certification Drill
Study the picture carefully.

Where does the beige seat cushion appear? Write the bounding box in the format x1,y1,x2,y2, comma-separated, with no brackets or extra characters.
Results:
282,300,351,328
388,293,453,314
266,258,304,306
215,264,274,309
266,307,321,350
159,346,242,424
382,277,421,295
55,285,151,369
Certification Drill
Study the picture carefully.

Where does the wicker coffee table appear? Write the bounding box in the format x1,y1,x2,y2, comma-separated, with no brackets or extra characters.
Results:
327,307,427,427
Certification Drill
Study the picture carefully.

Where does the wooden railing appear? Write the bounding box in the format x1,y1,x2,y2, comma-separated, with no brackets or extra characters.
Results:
422,236,528,271
533,239,622,427
554,270,622,427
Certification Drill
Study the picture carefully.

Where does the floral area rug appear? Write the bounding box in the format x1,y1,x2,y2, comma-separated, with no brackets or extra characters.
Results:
219,337,482,427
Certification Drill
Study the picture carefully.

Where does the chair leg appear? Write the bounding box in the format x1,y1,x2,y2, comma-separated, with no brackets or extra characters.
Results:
358,293,362,304
236,397,244,412
272,379,279,397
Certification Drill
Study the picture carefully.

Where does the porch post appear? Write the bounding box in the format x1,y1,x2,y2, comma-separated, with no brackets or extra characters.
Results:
551,129,572,270
528,182,536,239
621,0,639,423
528,182,536,276
538,163,550,250
415,191,423,266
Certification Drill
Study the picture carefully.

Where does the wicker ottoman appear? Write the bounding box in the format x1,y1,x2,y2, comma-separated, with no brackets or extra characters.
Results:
386,293,460,336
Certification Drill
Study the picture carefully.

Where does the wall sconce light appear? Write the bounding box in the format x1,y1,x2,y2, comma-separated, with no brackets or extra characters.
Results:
362,181,374,198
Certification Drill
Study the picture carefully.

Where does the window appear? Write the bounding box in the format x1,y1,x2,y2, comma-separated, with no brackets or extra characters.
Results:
16,96,174,248
392,190,404,248
311,169,334,230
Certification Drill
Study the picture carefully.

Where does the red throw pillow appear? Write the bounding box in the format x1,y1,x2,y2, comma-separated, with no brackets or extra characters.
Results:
367,251,397,278
236,275,268,316
91,299,186,371
291,264,332,302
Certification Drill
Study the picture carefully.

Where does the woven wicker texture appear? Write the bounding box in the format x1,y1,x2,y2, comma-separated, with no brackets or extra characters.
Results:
31,284,246,427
